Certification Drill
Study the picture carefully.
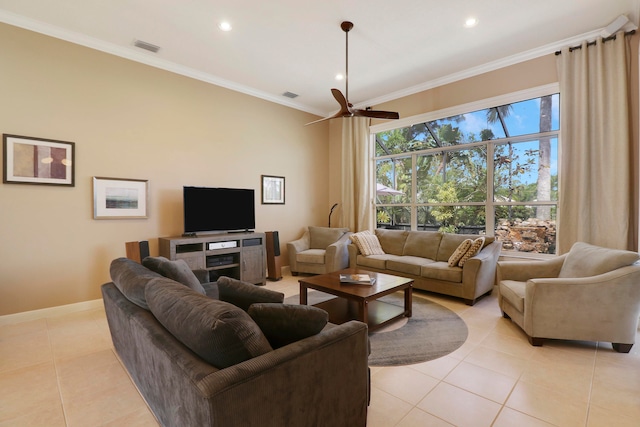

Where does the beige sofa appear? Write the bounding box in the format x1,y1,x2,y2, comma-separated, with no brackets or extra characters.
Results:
348,229,502,305
497,242,640,352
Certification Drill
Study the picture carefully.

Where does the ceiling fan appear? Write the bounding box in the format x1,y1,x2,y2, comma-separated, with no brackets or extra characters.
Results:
305,21,400,126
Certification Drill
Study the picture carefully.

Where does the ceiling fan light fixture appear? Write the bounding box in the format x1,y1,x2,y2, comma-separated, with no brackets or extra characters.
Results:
218,21,232,32
464,17,478,28
335,73,344,81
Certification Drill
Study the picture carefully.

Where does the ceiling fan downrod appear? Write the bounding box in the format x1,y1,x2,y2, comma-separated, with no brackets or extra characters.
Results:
341,21,353,105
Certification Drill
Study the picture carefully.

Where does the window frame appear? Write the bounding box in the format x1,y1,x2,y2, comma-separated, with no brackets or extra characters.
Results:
370,83,560,248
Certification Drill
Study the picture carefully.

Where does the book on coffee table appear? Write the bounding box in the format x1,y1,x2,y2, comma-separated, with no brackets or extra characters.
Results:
339,273,376,285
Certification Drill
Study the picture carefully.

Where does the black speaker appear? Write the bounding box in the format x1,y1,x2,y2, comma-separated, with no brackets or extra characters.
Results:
139,240,150,260
265,231,282,281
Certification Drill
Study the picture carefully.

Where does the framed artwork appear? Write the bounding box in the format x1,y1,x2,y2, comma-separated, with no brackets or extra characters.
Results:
93,177,148,219
3,134,75,186
261,175,285,204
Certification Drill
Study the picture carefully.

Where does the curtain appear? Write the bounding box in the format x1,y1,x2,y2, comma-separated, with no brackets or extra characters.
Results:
341,117,374,232
556,32,633,253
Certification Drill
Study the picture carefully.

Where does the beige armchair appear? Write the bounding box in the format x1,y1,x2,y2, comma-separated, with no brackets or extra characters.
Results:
497,242,640,352
287,226,351,275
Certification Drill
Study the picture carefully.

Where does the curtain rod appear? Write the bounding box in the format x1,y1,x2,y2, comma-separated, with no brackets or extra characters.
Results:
554,29,636,55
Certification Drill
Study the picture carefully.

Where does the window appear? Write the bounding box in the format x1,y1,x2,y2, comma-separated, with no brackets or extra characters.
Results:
374,92,559,254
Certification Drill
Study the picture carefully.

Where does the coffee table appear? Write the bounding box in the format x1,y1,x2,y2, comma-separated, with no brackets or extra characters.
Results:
298,268,413,332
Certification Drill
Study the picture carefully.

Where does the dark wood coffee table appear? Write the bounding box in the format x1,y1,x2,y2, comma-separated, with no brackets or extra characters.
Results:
298,268,413,332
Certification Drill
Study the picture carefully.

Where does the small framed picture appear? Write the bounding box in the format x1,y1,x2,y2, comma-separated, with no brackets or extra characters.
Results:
3,134,75,186
261,175,285,204
93,177,149,219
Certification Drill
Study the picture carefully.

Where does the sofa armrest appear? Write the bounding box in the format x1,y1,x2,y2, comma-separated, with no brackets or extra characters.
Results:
497,254,566,283
348,244,360,268
196,320,370,426
287,230,310,272
324,232,353,272
461,240,502,301
524,265,640,343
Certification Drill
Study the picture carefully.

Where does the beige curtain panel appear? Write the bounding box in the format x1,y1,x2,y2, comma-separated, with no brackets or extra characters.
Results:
341,117,374,232
556,32,633,253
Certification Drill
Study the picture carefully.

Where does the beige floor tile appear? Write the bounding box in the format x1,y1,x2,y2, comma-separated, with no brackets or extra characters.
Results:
49,325,112,360
0,329,53,373
480,330,537,359
0,400,66,427
593,356,640,391
589,376,640,420
371,366,439,406
587,404,640,427
506,380,588,427
463,345,530,379
447,336,481,360
417,382,501,427
367,387,414,427
396,407,454,427
443,361,517,404
101,407,159,427
0,318,48,339
492,407,556,427
409,355,461,380
0,362,60,422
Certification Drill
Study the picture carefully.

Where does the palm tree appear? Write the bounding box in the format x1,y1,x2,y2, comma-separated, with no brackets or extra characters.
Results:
537,95,552,220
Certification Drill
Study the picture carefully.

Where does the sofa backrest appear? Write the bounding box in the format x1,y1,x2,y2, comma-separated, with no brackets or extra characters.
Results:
403,231,443,259
309,226,349,249
375,229,409,255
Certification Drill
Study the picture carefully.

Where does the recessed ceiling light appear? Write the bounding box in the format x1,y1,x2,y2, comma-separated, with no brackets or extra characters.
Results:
464,17,478,28
219,21,232,31
335,73,344,81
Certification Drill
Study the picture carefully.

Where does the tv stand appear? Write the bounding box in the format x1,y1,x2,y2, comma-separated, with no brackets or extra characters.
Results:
159,232,266,285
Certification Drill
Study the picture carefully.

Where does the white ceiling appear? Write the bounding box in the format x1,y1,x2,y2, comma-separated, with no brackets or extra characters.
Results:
1,0,639,117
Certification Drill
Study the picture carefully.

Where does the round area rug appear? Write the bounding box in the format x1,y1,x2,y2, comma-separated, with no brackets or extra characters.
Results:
284,292,468,366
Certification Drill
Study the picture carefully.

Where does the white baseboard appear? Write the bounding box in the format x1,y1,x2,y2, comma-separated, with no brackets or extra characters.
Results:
0,299,104,326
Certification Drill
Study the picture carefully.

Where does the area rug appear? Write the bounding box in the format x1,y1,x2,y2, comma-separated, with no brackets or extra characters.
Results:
284,292,468,366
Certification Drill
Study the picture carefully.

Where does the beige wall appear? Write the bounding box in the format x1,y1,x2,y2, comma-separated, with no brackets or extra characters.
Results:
0,23,330,315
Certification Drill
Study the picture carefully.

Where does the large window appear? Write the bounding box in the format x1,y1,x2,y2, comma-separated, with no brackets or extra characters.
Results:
374,92,559,254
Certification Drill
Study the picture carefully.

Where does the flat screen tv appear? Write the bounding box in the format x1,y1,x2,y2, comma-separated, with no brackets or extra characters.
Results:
183,186,255,234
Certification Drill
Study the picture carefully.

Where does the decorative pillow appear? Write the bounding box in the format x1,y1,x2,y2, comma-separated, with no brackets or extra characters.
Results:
447,239,473,267
458,237,485,267
559,242,640,278
248,303,328,348
308,226,348,249
351,231,385,256
216,276,284,311
142,256,206,295
145,278,272,369
110,257,164,309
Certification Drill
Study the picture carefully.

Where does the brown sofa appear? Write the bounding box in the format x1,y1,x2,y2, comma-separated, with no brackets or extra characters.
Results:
102,258,369,426
348,229,502,305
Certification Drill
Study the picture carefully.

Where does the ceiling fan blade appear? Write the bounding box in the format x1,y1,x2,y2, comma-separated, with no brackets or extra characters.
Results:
304,110,344,126
353,109,400,120
331,88,353,116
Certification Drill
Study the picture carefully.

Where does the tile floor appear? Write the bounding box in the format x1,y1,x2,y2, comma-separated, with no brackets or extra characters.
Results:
1,272,639,427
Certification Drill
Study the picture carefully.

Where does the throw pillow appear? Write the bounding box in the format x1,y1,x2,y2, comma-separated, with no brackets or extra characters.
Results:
145,278,272,369
216,276,284,311
142,256,206,295
248,303,328,348
447,239,472,267
559,242,640,278
351,231,385,256
110,257,164,309
458,237,485,267
308,226,348,249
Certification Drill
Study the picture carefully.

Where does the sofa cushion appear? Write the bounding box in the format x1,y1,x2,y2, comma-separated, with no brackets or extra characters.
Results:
421,262,463,283
356,254,390,270
296,249,326,264
351,231,385,256
458,237,486,267
387,256,435,276
375,229,409,255
402,231,442,260
448,239,472,267
142,256,206,294
499,280,526,312
216,276,284,311
309,226,348,249
248,303,328,348
110,257,163,309
145,278,272,369
559,242,640,278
